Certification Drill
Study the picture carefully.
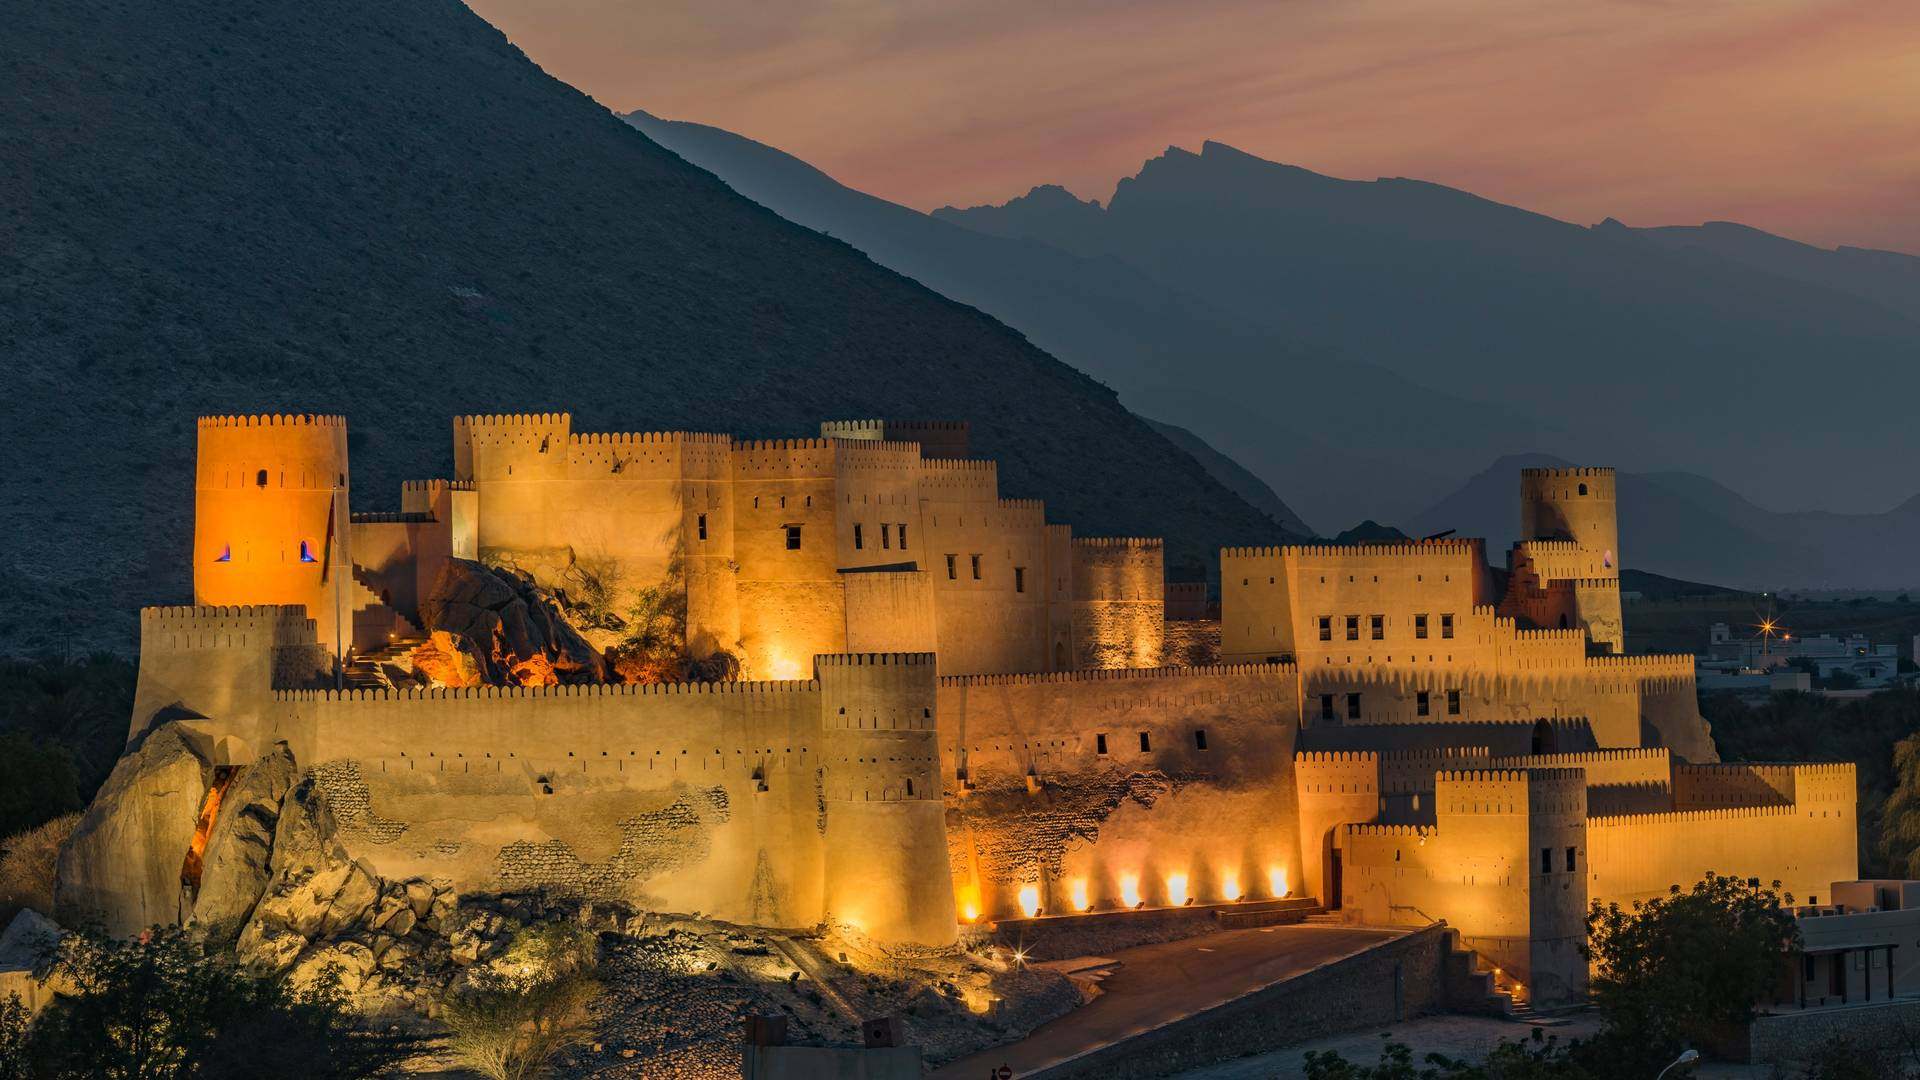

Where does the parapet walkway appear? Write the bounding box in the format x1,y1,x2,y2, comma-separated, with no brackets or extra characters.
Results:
932,924,1405,1080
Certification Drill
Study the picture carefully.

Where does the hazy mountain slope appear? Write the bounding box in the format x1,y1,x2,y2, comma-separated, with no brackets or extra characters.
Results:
1630,220,1920,325
0,0,1284,654
935,142,1920,516
1142,420,1314,536
623,111,1539,528
1405,456,1920,590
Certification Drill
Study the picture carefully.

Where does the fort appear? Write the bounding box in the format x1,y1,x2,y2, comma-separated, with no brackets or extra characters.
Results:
61,416,1857,1007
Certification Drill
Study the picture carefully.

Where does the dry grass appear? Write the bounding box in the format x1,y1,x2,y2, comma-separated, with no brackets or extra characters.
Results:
0,813,79,924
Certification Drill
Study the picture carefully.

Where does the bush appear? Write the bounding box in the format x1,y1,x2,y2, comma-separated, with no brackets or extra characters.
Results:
0,813,80,922
13,925,421,1078
441,973,600,1080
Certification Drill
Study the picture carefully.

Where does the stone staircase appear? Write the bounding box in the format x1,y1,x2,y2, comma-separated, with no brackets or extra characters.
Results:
343,635,426,690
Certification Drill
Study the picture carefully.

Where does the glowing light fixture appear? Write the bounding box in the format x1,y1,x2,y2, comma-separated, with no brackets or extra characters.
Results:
1269,866,1289,898
1119,873,1142,908
1017,885,1041,918
1167,873,1189,907
1069,879,1090,912
1221,873,1242,902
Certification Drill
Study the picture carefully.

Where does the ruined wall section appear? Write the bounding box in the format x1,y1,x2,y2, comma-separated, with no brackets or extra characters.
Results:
940,664,1301,920
1071,537,1164,669
267,674,830,929
195,414,352,657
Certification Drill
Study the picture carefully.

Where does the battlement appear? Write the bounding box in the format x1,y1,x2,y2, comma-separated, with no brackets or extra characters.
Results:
1588,803,1800,825
1346,823,1436,838
1385,746,1491,762
814,652,937,670
568,431,732,447
920,458,997,474
940,661,1293,689
1521,467,1615,479
400,479,474,492
1583,654,1695,673
1074,537,1163,549
271,677,820,703
1493,748,1668,767
143,603,313,627
1437,768,1582,784
454,412,570,429
1296,750,1381,765
351,511,434,524
198,413,346,429
732,437,833,453
1222,539,1482,560
1515,540,1582,554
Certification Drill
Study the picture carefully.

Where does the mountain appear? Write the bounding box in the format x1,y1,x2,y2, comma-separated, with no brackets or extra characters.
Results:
0,0,1286,655
1405,456,1920,590
624,112,1533,530
1142,420,1313,535
932,142,1920,519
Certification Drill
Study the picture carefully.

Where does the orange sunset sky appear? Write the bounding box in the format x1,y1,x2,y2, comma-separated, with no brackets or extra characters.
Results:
470,0,1920,253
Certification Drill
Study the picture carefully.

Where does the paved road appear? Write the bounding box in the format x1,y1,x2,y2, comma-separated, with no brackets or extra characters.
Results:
934,925,1405,1080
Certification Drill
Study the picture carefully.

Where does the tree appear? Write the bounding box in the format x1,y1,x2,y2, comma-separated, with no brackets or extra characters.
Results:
16,925,420,1079
1585,873,1798,1061
441,922,601,1080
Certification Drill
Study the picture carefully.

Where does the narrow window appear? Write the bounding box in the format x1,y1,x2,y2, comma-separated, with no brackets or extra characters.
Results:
1447,689,1461,716
697,513,708,541
753,496,760,509
1441,613,1455,639
1193,729,1208,751
971,554,982,580
1540,848,1553,874
785,525,802,551
1345,616,1359,641
1319,694,1335,721
299,540,317,563
880,524,891,549
1346,692,1361,720
906,778,914,797
1565,846,1577,872
1578,483,1588,496
1415,614,1428,639
255,468,268,487
1370,614,1384,640
214,544,232,563
1015,567,1027,593
1318,616,1332,642
854,524,864,550
1416,690,1430,717
898,523,909,548
1096,733,1108,755
946,554,957,580
1138,732,1151,753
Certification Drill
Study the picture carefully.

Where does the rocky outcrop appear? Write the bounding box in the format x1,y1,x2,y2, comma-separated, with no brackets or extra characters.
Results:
54,724,213,936
408,629,486,688
191,744,299,946
418,559,605,686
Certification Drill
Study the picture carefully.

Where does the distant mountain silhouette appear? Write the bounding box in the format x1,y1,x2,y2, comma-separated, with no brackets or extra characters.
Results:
1406,455,1920,590
625,113,1528,530
1142,419,1313,535
0,1,1284,655
1332,520,1412,545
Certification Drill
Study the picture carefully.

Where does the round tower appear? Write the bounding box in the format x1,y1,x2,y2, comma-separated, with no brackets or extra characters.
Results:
816,653,956,946
194,414,352,658
1519,467,1618,577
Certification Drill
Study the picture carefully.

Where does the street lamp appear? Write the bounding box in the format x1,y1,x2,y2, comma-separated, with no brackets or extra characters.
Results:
1656,1049,1699,1079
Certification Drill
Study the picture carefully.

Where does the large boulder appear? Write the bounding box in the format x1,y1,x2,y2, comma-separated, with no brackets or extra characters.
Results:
417,558,605,685
190,743,299,946
54,724,212,936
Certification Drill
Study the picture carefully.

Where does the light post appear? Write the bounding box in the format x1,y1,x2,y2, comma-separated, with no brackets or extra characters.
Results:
1655,1048,1699,1079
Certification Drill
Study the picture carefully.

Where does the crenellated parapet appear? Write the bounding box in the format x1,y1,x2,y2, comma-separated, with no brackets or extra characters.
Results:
939,660,1290,688
1223,539,1483,561
199,413,346,429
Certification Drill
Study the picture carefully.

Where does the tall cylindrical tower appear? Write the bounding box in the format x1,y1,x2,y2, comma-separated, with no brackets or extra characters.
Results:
1519,467,1618,577
194,414,352,659
817,652,956,946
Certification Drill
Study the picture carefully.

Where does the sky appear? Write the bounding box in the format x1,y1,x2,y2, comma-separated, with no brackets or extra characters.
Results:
469,0,1920,253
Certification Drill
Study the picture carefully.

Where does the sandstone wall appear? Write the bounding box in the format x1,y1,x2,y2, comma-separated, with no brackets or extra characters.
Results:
936,664,1301,921
1070,538,1164,670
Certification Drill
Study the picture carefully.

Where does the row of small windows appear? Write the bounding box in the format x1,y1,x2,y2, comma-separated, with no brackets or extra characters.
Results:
212,541,317,564
1318,613,1453,642
752,495,812,510
1541,846,1578,874
1318,690,1461,720
942,554,1026,592
853,523,910,551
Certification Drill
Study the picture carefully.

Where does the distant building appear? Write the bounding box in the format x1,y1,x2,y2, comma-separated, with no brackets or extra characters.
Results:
1706,624,1898,686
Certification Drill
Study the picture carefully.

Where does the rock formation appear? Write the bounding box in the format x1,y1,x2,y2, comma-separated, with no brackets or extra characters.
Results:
54,725,214,936
416,559,606,686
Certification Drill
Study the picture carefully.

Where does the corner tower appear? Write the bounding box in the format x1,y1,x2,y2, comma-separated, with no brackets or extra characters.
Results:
1520,467,1620,571
194,415,352,660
